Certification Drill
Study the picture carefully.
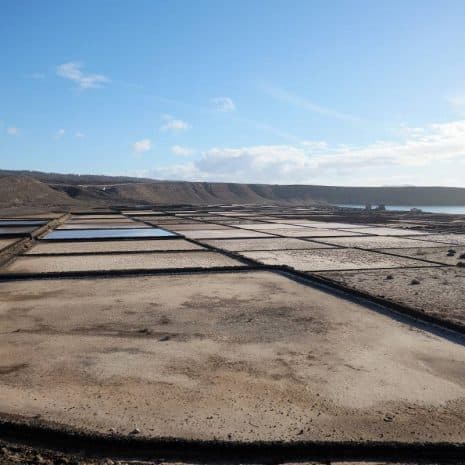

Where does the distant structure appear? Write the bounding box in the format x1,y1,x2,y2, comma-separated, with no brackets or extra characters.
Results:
375,204,386,211
364,203,372,211
410,207,423,213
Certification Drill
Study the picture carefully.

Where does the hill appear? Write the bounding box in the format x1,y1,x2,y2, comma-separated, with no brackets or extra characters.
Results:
1,171,465,209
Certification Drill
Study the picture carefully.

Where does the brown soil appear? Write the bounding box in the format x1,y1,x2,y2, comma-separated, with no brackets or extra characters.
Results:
317,266,465,328
1,272,465,443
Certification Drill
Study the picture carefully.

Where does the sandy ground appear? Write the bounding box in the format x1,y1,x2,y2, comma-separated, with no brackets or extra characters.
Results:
166,223,232,230
373,246,465,265
1,271,465,443
256,228,367,238
202,238,336,251
70,215,127,220
339,228,425,236
310,236,451,249
317,267,465,328
234,223,306,230
57,223,149,230
24,239,205,255
180,229,273,239
281,221,374,229
1,251,243,274
239,248,438,271
135,217,202,224
412,234,465,246
68,217,135,223
0,239,16,252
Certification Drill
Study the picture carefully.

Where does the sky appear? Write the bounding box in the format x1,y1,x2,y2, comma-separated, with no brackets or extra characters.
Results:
1,0,465,186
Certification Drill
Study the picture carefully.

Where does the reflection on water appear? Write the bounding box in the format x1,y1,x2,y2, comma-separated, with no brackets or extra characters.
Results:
44,228,176,240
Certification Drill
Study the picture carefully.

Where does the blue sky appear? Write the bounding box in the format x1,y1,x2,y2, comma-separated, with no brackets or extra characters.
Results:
1,0,465,186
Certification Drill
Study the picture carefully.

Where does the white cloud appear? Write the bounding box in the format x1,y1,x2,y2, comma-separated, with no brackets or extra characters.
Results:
56,62,109,89
148,119,465,185
211,97,236,112
171,145,194,156
160,114,190,131
55,128,65,138
74,132,85,139
133,139,152,153
6,126,19,136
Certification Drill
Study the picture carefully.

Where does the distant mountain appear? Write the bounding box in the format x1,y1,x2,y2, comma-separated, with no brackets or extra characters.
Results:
1,170,465,208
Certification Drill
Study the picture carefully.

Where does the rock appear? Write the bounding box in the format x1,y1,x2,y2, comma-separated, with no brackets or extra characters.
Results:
383,413,395,422
159,335,171,342
386,274,394,280
130,427,140,435
448,249,457,254
410,279,421,285
457,262,465,268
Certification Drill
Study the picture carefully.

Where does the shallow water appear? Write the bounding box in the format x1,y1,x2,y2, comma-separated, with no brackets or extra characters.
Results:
0,220,46,226
44,228,176,240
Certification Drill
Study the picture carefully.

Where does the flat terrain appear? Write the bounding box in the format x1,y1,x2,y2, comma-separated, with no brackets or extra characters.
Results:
339,227,426,236
239,248,438,271
180,229,273,239
24,238,204,254
1,271,465,443
312,235,450,249
1,203,465,464
203,237,336,251
414,233,465,246
1,251,242,274
318,267,465,329
236,227,367,238
373,246,465,265
57,222,150,229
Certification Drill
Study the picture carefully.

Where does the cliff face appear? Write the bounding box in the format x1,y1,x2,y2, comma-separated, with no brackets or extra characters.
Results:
1,171,465,208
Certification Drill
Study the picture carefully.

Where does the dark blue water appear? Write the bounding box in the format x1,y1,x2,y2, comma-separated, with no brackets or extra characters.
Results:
44,228,176,240
335,204,465,214
0,227,35,236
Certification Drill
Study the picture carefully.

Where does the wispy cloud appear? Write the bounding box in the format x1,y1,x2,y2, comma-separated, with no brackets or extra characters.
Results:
133,139,152,153
56,62,109,89
160,114,190,131
171,145,194,156
74,132,85,139
211,97,236,112
6,126,20,136
261,83,361,123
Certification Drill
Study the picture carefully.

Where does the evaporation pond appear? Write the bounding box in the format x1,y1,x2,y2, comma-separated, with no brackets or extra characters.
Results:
44,228,176,240
0,220,47,226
